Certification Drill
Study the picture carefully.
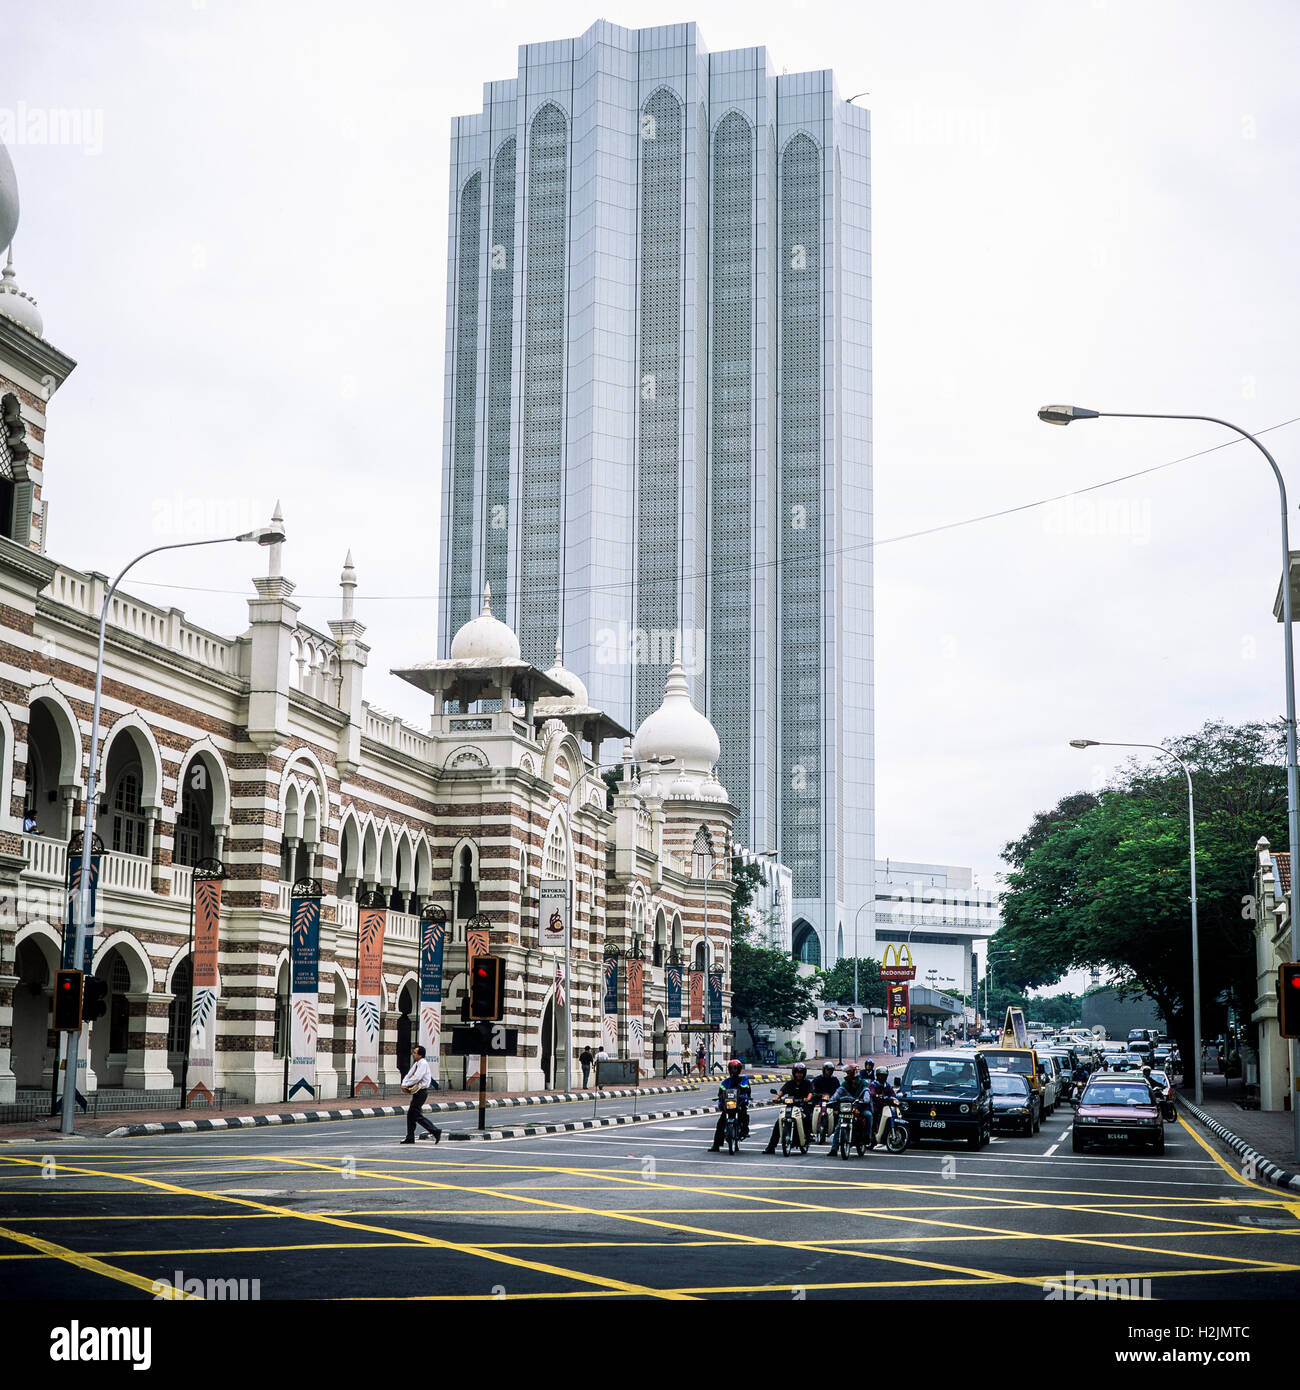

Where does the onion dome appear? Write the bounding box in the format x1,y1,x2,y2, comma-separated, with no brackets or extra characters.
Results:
0,143,17,252
539,638,589,706
0,246,42,337
633,658,721,784
449,582,521,662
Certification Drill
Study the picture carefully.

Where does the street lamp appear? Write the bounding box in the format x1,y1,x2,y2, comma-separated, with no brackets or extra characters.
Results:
1071,737,1203,1105
60,512,285,1134
1041,404,1299,1152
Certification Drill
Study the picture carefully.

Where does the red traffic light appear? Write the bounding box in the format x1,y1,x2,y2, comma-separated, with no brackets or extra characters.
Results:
1280,965,1300,1038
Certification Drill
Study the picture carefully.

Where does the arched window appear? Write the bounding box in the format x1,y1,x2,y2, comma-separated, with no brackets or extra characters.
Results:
109,769,146,856
543,820,568,882
694,940,707,971
175,775,214,869
456,846,477,918
167,957,192,1053
792,920,821,967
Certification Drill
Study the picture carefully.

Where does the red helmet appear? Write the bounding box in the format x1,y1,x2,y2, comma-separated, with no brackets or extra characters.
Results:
845,1063,859,1076
727,1058,742,1073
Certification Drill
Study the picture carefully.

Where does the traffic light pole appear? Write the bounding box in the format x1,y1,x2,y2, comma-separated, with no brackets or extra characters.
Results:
478,1059,487,1131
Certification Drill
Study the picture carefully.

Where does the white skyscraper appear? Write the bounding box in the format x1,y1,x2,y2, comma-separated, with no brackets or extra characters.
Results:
437,19,873,964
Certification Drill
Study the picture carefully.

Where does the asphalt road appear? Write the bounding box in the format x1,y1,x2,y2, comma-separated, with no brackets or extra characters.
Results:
3,1097,1299,1304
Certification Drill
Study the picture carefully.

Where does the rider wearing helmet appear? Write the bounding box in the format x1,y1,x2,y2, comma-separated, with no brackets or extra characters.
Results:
763,1062,815,1153
809,1063,838,1143
709,1058,753,1151
828,1063,873,1156
867,1067,898,1148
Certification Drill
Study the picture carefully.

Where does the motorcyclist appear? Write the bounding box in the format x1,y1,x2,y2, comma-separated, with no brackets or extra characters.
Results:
1141,1065,1167,1106
827,1063,872,1156
809,1063,838,1142
763,1062,815,1153
867,1067,898,1148
709,1058,752,1151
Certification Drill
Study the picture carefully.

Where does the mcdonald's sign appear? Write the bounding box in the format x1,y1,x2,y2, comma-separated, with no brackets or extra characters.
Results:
879,943,916,981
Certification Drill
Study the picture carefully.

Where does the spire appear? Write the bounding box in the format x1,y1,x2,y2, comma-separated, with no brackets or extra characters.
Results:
340,549,357,620
266,500,284,579
482,581,493,616
554,635,563,667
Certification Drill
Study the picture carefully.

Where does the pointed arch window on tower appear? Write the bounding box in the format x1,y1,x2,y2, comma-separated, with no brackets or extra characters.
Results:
455,846,477,920
109,769,146,857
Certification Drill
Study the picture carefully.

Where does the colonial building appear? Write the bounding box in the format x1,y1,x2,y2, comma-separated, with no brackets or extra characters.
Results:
0,142,734,1110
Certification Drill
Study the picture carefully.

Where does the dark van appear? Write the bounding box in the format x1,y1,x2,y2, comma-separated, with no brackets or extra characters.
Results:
898,1048,994,1150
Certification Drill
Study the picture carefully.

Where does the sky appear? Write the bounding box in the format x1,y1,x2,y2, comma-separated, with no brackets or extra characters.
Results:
6,0,1300,925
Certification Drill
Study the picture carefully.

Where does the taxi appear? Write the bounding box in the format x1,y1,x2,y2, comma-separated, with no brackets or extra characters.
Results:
1070,1075,1165,1155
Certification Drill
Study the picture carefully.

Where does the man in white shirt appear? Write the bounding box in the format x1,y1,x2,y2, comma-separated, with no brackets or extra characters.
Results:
399,1044,442,1144
593,1046,611,1090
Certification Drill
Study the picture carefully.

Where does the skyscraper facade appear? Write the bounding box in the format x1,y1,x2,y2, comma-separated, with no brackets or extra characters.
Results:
437,20,873,964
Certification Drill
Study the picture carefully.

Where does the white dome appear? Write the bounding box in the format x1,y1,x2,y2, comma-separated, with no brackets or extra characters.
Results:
449,582,521,662
633,659,720,776
540,639,589,706
0,143,18,252
0,249,42,337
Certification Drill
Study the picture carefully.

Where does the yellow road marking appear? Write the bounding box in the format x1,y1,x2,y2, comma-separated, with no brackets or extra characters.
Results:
1176,1117,1290,1196
0,1156,692,1302
0,1222,196,1298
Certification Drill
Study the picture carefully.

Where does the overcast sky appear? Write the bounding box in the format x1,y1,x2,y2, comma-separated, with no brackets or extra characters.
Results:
7,0,1300,910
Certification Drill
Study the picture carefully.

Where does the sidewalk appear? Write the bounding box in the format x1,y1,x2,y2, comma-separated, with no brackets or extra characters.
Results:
1182,1069,1300,1191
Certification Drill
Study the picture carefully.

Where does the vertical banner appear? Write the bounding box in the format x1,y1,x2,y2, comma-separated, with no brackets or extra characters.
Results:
187,873,224,1104
666,965,682,1028
888,983,910,1033
354,906,386,1096
418,905,448,1067
538,880,569,951
626,958,644,1063
708,969,722,1028
602,951,619,1053
287,884,321,1101
689,969,704,1024
61,851,101,971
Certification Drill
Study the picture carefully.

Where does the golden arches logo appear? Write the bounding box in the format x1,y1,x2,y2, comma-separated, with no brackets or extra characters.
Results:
881,944,914,972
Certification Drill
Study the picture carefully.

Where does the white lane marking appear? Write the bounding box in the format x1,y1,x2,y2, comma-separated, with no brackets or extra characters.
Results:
1043,1140,1062,1157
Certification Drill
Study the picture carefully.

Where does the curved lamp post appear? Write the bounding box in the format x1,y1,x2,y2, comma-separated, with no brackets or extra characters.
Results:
1041,403,1293,1143
1071,738,1203,1104
60,515,285,1135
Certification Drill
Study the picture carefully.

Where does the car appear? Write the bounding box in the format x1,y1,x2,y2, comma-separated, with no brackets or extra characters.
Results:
1036,1053,1062,1116
898,1048,994,1150
979,1044,1046,1114
1071,1076,1165,1154
1101,1052,1140,1072
990,1071,1036,1136
1039,1048,1079,1100
1126,1038,1155,1063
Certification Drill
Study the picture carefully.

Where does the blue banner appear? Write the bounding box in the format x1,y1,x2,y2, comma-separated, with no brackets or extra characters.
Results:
667,966,681,1023
418,913,447,1060
708,970,722,1027
288,895,321,1100
61,852,101,972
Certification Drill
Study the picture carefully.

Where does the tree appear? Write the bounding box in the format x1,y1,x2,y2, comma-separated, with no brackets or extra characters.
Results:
997,718,1286,1092
730,857,766,934
729,938,821,1042
816,956,886,1011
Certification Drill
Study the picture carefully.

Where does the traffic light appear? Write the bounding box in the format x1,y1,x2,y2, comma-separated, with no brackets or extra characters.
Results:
82,975,109,1023
1279,964,1300,1038
52,970,83,1030
468,955,504,1021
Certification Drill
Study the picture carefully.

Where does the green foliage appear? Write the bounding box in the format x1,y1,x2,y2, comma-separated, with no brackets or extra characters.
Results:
730,858,767,935
777,1040,807,1063
996,718,1286,1075
816,956,886,1010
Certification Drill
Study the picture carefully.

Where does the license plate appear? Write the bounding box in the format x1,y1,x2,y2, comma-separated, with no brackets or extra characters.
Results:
920,1119,945,1129
1106,1131,1130,1140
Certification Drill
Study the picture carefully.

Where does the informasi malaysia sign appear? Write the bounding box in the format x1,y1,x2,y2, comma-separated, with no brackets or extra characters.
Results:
539,880,570,951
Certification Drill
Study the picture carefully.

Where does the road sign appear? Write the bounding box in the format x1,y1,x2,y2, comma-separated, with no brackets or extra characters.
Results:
449,1024,519,1056
887,983,910,1030
596,1059,638,1087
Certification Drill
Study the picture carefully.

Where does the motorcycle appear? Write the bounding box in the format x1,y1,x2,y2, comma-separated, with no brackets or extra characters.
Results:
810,1095,834,1144
721,1094,747,1154
833,1098,870,1160
875,1098,909,1154
777,1094,809,1155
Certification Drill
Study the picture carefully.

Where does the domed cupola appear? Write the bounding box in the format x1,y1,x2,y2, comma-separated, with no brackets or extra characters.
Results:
0,142,18,253
633,658,721,798
449,582,521,663
537,638,589,710
0,246,43,338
